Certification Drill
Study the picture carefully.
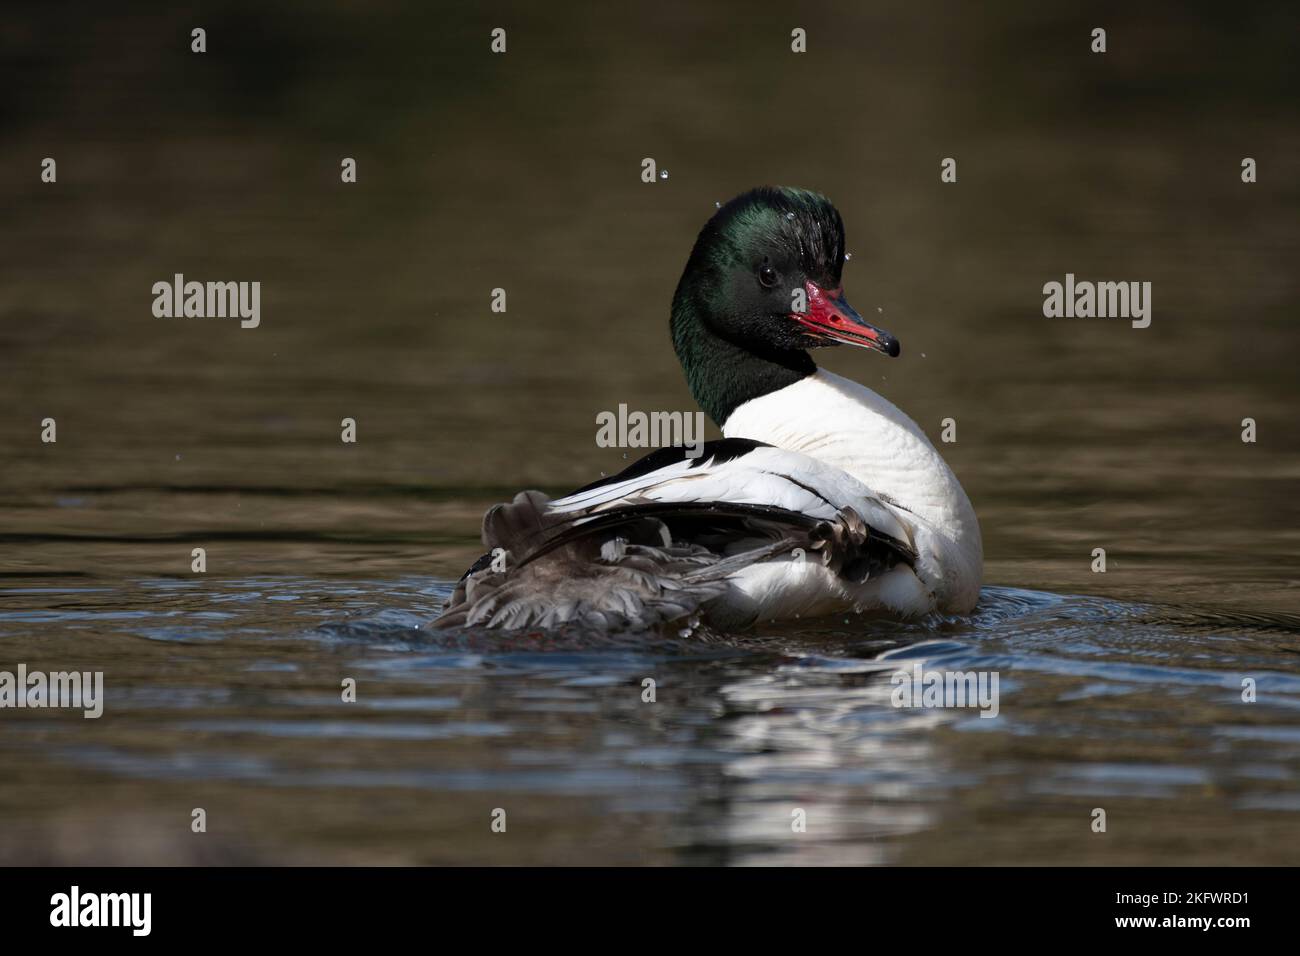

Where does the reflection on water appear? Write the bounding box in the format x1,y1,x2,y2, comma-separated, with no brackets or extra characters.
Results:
1,576,1296,865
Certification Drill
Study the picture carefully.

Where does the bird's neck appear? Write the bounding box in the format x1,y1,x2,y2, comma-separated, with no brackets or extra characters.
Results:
670,303,814,427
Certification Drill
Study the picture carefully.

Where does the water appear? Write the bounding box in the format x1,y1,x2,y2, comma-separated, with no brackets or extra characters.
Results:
1,2,1298,864
2,574,1297,864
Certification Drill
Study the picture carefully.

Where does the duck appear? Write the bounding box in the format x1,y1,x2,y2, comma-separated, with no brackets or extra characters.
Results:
438,187,982,631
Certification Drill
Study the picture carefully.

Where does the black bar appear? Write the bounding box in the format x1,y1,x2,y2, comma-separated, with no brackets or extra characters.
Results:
0,867,1279,941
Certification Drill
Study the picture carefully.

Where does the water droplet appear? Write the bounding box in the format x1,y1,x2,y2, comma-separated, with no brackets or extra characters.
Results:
921,352,927,358
660,170,668,180
714,201,721,208
786,212,795,220
876,306,883,313
174,454,181,461
845,252,852,261
678,628,691,638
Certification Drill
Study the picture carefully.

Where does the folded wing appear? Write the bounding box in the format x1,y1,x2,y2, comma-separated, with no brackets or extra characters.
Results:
437,439,915,630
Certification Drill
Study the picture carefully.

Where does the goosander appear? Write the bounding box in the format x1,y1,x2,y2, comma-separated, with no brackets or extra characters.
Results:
439,187,982,630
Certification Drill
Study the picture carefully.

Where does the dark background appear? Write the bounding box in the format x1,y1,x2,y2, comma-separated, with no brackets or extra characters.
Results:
2,1,1297,606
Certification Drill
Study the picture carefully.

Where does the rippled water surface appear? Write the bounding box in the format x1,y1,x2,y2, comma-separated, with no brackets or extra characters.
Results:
2,572,1298,864
1,2,1298,864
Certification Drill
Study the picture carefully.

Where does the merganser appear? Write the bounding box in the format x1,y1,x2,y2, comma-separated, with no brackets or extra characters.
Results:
439,187,982,630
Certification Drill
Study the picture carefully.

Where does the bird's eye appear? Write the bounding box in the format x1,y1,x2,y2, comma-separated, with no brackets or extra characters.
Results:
758,265,778,288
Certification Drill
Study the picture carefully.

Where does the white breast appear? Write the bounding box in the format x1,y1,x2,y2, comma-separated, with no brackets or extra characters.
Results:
722,369,983,613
